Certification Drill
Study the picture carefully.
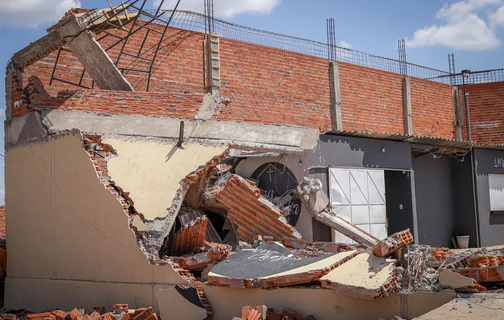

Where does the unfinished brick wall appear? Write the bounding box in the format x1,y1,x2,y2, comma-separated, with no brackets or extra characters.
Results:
14,20,465,139
24,23,205,96
464,81,504,144
218,38,332,130
338,63,403,134
410,78,455,139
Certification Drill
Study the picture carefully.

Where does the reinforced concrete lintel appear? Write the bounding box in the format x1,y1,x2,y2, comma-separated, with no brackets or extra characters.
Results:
38,109,319,152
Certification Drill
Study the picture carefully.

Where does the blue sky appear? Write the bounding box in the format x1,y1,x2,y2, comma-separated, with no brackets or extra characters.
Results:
1,0,504,204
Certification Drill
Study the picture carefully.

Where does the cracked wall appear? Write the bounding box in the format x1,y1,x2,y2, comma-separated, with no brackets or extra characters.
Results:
4,133,191,312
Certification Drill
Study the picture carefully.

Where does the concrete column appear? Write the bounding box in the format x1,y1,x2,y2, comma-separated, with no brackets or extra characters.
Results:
452,88,464,141
205,33,220,96
329,61,343,131
58,19,134,91
402,77,413,136
409,169,419,245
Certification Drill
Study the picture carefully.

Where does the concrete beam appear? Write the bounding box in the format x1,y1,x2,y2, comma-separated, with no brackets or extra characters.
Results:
402,77,412,136
58,19,133,91
329,61,343,131
296,177,379,247
38,109,319,152
453,88,464,141
11,31,62,67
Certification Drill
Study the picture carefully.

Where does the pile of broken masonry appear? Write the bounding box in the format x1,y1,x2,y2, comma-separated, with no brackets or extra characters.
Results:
150,161,501,301
0,305,158,320
150,165,417,300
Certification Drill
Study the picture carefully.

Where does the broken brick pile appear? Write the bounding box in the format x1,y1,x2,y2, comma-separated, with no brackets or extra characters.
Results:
3,305,158,320
172,216,208,255
372,229,414,258
423,246,504,283
234,305,316,320
207,174,302,243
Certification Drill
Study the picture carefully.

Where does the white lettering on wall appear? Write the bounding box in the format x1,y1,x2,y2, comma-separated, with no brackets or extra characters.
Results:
495,157,504,168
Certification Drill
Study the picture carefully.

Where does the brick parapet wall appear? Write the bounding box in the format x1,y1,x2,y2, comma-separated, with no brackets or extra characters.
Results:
463,81,504,144
10,19,468,139
338,63,404,134
410,78,455,139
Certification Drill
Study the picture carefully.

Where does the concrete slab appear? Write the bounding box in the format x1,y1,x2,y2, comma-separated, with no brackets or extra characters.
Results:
439,269,485,292
208,242,357,288
320,253,398,300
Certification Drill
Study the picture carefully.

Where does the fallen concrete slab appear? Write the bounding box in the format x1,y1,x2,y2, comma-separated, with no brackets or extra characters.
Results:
438,269,485,292
208,242,357,288
320,253,399,300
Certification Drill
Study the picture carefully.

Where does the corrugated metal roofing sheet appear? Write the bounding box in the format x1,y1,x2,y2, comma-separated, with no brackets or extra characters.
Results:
326,130,504,151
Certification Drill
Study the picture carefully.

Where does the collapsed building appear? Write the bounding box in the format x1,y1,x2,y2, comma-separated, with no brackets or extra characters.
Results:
3,2,504,319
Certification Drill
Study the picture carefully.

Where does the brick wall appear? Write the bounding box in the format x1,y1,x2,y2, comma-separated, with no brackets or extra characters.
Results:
15,21,463,138
339,63,403,134
0,206,5,239
465,81,504,144
218,38,332,130
410,78,455,139
24,23,205,97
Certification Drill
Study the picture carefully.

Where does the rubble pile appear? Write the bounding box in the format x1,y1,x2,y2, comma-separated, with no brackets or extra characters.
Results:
233,305,316,320
0,305,159,320
403,245,504,293
151,167,416,300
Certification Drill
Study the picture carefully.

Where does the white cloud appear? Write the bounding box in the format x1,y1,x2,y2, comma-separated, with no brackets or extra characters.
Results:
0,0,81,28
338,40,353,50
490,4,504,26
154,0,281,18
407,0,503,51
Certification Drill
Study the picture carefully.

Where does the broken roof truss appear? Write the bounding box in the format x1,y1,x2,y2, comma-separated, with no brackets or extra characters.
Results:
49,0,182,91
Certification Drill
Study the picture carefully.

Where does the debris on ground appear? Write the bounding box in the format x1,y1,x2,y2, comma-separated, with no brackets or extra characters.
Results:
233,305,316,320
0,305,158,320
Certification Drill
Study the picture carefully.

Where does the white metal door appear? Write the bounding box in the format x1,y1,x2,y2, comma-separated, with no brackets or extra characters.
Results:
328,168,387,243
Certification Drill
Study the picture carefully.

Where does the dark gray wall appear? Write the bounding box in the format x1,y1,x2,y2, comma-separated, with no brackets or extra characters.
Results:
474,149,504,246
385,171,414,236
308,167,332,241
306,135,412,170
451,155,478,248
413,155,455,247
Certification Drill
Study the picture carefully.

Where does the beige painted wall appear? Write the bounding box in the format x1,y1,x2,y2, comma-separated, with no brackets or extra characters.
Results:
204,286,395,320
235,155,314,241
103,138,227,221
4,134,188,311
